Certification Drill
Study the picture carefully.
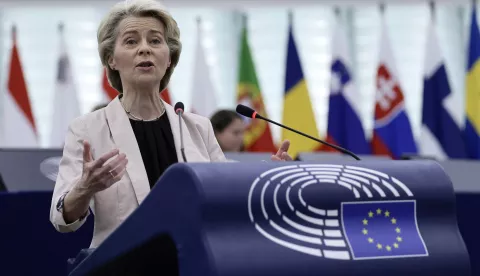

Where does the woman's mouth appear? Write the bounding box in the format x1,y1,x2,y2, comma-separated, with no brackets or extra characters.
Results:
136,61,154,71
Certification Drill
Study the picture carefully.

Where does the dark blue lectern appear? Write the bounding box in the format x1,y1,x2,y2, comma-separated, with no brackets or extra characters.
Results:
69,161,471,276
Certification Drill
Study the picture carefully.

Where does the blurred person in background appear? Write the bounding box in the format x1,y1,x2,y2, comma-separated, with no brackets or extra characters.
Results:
50,0,293,249
210,109,245,152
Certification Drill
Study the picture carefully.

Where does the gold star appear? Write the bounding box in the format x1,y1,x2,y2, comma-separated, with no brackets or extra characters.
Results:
384,211,390,217
368,211,374,218
368,237,374,243
363,219,368,225
393,243,399,248
376,208,382,215
395,227,401,233
391,218,397,224
397,236,403,242
362,228,368,235
377,243,383,249
386,245,392,251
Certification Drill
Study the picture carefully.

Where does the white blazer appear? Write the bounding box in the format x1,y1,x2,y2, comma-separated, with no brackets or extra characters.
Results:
50,96,226,248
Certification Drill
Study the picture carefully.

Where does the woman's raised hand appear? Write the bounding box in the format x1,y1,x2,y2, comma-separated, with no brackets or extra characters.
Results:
77,141,128,194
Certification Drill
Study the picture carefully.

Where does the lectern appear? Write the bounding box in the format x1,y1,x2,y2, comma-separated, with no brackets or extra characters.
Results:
69,161,471,276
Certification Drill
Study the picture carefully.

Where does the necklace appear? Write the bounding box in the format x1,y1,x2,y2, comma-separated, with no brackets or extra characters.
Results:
120,98,165,122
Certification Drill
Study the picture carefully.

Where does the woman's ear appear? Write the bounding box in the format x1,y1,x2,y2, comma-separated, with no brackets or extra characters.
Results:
108,56,116,70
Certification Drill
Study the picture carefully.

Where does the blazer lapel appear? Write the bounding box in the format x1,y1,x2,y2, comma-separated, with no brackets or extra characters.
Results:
164,104,206,162
105,97,150,204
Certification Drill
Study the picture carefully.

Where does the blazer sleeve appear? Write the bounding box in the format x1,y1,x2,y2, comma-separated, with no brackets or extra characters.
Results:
206,120,227,162
50,119,92,233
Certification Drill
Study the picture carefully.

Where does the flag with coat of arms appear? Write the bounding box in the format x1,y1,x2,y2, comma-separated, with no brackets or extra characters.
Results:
371,15,417,159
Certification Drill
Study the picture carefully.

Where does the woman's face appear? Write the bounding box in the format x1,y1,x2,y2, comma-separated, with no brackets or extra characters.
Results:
216,118,246,152
109,16,171,91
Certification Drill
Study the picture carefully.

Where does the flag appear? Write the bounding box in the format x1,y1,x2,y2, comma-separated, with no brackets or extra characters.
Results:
161,87,172,105
282,20,321,159
325,16,370,155
49,23,80,147
237,17,276,153
102,68,172,105
2,25,37,147
190,18,218,118
421,18,467,159
371,17,417,159
342,200,428,260
464,7,480,159
102,68,118,101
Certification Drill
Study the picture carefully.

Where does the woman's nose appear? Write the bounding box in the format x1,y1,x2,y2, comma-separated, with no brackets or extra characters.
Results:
138,40,151,55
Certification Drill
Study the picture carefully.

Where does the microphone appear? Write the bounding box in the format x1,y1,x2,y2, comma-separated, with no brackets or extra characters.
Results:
174,102,187,163
235,104,361,161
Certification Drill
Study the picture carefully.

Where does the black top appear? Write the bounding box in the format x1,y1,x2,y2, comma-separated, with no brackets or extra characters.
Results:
129,114,178,188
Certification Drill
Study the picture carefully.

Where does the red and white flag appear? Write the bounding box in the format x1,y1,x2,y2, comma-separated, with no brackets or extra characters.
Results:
2,26,37,147
102,68,118,101
50,23,80,147
102,68,173,105
160,87,172,105
190,18,218,118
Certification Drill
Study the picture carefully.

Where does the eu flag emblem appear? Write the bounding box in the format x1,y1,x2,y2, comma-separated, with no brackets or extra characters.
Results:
341,200,428,260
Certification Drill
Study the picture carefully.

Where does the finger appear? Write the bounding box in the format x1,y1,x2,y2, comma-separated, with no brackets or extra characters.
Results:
104,165,128,189
110,158,128,176
91,149,120,169
113,166,127,182
83,141,92,163
97,153,126,175
271,155,282,161
279,140,290,153
91,156,125,187
276,140,290,157
281,152,293,161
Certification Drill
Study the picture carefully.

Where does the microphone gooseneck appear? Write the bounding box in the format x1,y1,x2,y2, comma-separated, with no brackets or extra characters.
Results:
174,102,188,163
235,104,361,161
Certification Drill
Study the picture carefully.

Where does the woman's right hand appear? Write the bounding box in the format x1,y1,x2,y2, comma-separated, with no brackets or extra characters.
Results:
76,140,128,195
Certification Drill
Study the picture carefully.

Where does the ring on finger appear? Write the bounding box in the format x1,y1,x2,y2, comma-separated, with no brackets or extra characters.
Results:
109,171,115,178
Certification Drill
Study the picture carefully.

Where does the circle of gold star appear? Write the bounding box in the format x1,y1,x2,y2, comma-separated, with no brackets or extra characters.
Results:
362,209,402,252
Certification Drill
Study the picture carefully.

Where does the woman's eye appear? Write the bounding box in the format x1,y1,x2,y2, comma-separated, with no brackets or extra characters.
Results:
126,39,136,45
151,38,162,44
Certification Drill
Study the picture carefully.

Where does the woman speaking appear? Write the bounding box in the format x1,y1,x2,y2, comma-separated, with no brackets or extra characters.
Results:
50,0,292,248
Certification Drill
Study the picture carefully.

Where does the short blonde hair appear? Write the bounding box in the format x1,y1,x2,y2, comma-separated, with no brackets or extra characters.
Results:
97,0,181,94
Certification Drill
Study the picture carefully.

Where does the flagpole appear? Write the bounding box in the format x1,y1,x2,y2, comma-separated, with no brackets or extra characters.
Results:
58,22,64,33
288,9,293,27
334,6,341,21
429,1,436,23
241,12,247,28
11,24,16,42
196,15,201,30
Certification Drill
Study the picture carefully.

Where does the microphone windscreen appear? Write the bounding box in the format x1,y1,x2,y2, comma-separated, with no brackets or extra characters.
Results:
174,102,185,112
236,104,255,118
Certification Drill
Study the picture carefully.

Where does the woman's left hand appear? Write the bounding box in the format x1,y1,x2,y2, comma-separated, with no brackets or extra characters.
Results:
271,140,293,161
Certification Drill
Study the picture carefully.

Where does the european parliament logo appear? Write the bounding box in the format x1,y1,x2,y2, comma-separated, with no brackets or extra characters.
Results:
247,164,428,261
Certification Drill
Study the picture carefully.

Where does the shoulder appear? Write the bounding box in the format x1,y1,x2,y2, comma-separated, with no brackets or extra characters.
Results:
163,102,211,128
182,111,211,125
72,109,106,125
181,111,213,137
68,108,107,134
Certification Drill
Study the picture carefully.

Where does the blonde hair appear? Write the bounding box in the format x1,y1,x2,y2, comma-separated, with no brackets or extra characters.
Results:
97,0,181,94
